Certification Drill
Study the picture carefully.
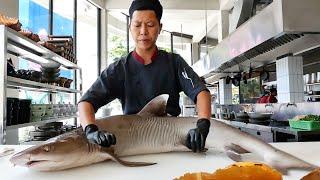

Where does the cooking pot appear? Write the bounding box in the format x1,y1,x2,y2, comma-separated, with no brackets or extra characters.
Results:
232,73,242,87
242,72,248,84
260,70,269,81
235,112,249,119
226,76,231,84
249,63,253,78
247,112,273,121
232,78,240,86
249,119,270,125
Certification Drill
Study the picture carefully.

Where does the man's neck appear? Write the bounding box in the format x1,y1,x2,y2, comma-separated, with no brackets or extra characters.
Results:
135,46,157,64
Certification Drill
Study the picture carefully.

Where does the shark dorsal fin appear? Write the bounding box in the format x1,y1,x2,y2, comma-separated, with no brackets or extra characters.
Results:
137,94,169,117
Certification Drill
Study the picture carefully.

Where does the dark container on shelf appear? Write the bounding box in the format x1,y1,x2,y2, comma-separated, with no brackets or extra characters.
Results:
18,99,31,124
6,99,13,126
7,98,19,125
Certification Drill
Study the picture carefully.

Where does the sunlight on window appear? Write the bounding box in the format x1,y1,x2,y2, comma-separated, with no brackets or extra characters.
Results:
77,0,98,93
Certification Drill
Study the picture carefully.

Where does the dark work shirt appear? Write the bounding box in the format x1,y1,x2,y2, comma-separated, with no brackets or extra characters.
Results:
79,50,208,116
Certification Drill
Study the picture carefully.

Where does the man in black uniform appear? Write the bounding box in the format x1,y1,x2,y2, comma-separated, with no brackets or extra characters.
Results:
78,0,212,153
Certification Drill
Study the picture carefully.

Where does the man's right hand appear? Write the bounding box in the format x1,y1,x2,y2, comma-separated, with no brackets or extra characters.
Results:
84,124,116,147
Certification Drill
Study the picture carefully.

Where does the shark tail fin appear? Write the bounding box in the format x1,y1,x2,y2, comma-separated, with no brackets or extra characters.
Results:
263,150,318,172
224,143,318,174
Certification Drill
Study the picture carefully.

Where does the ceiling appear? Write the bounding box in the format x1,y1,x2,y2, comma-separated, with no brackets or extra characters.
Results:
106,0,222,42
161,10,219,40
33,0,227,41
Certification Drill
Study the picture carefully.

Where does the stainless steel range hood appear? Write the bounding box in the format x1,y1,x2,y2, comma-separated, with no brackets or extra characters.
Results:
192,0,320,78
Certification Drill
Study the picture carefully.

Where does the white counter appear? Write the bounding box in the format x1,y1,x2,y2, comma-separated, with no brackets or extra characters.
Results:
1,142,319,180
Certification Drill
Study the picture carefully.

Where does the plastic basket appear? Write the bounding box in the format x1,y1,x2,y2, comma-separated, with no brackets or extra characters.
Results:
289,119,320,130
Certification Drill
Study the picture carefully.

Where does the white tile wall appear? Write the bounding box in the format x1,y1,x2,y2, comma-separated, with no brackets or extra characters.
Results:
276,56,304,103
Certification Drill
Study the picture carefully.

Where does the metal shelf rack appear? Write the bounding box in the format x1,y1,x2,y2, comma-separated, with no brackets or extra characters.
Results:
7,76,82,93
0,25,83,144
7,115,79,130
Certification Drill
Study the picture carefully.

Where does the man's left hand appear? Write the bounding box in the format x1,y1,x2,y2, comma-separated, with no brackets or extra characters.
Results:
186,118,211,152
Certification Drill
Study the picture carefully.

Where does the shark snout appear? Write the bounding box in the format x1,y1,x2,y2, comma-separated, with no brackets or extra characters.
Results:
10,151,52,168
10,151,32,166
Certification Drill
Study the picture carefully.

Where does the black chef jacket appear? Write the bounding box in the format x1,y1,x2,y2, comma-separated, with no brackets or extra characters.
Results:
79,49,208,116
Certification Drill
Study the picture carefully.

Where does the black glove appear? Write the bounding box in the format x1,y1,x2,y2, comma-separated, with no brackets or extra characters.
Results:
186,118,211,152
85,124,116,147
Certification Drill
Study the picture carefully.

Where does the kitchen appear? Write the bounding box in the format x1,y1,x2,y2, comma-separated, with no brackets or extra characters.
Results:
1,0,320,179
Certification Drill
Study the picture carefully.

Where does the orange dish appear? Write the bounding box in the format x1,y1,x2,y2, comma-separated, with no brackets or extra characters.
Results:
175,162,282,180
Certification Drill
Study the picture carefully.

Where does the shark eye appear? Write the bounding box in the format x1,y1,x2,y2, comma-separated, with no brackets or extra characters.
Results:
43,146,50,152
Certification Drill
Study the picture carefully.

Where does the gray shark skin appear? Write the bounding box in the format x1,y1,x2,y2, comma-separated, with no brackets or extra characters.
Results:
10,95,318,172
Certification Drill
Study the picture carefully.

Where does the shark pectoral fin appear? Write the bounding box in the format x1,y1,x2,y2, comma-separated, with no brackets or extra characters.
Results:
102,147,157,167
224,146,290,174
224,145,264,163
270,165,288,175
225,143,250,154
225,149,243,162
224,144,250,162
111,156,157,167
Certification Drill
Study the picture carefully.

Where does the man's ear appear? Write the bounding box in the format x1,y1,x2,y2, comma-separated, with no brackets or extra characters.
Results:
159,23,163,34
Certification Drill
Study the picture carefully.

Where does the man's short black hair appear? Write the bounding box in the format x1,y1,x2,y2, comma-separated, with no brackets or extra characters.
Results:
129,0,163,22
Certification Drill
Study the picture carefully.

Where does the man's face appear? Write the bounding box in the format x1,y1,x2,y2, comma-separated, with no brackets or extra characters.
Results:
130,10,162,51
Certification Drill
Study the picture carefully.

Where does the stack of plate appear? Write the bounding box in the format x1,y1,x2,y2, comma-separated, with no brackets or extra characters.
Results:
41,67,60,83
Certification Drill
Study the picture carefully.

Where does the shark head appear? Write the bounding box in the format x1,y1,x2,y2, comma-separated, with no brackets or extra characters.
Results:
10,131,89,171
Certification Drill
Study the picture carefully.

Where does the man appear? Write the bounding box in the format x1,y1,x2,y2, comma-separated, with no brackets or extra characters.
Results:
257,87,278,103
78,0,211,153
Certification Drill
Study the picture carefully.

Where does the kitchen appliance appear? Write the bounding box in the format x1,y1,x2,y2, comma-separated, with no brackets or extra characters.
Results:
235,111,249,119
30,122,76,141
247,112,273,125
233,111,249,123
193,0,320,79
260,69,269,81
247,112,273,120
249,119,270,125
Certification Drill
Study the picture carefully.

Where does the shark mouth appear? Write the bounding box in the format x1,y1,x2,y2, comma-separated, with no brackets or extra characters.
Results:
26,160,48,167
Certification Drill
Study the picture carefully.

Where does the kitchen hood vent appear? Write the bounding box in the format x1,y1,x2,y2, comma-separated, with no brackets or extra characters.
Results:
192,0,320,76
218,33,305,71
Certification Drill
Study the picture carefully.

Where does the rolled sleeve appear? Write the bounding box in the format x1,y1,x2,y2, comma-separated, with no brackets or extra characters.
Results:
78,61,123,112
174,54,209,103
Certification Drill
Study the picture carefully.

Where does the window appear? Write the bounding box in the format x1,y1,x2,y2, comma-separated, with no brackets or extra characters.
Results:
105,11,128,116
107,11,128,66
157,30,172,53
51,0,75,105
19,0,49,37
173,35,192,65
18,0,50,104
52,0,74,36
77,0,98,93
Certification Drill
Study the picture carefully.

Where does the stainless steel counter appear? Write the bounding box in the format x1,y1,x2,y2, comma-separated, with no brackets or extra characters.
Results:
214,118,320,142
214,118,273,132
